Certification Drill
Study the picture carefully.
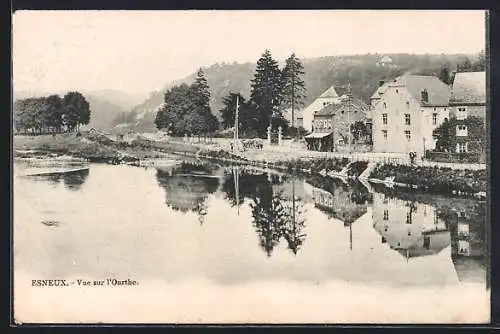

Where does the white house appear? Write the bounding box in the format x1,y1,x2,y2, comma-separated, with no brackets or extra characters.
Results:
300,86,342,132
371,75,451,155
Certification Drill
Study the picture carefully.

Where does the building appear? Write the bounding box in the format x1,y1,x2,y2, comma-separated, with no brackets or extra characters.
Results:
300,86,342,132
371,75,451,154
304,93,371,152
372,192,450,260
377,55,393,67
449,71,486,154
282,107,304,129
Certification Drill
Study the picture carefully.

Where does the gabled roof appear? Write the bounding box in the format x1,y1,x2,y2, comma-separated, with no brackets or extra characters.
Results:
380,55,393,63
450,71,486,105
315,95,370,116
399,75,450,106
370,82,391,100
319,86,339,99
375,75,450,107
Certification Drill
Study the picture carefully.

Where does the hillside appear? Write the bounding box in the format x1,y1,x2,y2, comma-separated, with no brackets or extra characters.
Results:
113,52,478,133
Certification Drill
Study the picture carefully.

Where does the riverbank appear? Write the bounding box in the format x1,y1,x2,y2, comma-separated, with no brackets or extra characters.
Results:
369,163,487,196
13,133,488,196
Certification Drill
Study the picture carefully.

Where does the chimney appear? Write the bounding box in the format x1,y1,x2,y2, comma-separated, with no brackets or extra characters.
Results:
421,89,429,103
378,80,385,87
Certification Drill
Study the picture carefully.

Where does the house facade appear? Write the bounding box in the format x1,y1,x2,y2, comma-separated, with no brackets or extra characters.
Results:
304,94,371,152
372,75,450,155
449,71,486,154
300,86,342,133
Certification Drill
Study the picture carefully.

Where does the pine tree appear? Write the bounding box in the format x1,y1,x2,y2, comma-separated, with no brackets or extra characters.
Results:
188,69,219,137
220,92,245,129
281,53,307,128
250,49,283,136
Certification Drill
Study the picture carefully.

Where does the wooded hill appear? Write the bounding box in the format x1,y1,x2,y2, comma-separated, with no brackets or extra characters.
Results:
114,52,480,132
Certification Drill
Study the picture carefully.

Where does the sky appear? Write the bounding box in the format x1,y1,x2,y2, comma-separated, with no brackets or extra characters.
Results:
13,10,486,98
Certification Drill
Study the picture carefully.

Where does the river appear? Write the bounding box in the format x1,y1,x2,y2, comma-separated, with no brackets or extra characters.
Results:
13,158,490,323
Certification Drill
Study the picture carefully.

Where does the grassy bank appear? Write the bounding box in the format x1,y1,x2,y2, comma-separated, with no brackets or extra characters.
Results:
369,163,487,195
14,134,488,197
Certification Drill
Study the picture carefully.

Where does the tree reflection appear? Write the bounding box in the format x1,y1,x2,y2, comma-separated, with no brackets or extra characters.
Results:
280,180,307,255
34,168,90,191
247,174,307,257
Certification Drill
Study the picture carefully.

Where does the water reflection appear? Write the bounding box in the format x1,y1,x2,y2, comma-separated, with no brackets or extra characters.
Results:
223,167,307,256
307,175,372,226
32,168,90,191
15,160,487,287
369,185,487,285
372,192,450,260
155,162,219,218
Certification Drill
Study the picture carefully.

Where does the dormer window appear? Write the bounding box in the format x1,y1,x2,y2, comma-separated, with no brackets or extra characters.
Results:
457,107,467,120
456,125,468,136
421,89,429,103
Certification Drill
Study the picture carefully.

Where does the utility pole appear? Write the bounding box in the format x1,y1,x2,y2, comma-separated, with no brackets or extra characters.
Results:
234,94,239,147
347,82,352,153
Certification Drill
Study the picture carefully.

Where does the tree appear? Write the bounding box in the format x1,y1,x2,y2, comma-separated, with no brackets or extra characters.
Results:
220,92,245,129
281,53,307,128
473,49,486,72
433,118,452,152
439,64,451,85
250,49,283,136
188,69,220,138
433,116,485,153
44,95,64,133
62,91,91,132
155,83,192,135
350,120,370,143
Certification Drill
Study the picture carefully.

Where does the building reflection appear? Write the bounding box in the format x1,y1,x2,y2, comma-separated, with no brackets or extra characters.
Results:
305,175,371,249
443,205,487,284
371,192,450,260
155,162,219,220
370,190,487,284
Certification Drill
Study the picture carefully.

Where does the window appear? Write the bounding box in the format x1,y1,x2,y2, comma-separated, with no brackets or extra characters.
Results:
383,102,387,109
406,101,410,108
456,125,468,137
457,107,468,120
396,89,399,93
432,113,438,125
405,114,411,125
383,210,389,220
382,130,388,140
404,130,411,141
382,113,388,125
456,142,468,153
